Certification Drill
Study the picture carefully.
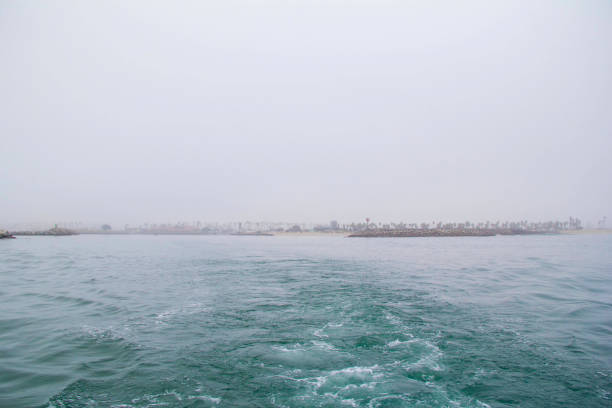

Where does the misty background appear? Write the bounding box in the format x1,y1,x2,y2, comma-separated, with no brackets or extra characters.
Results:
1,0,611,227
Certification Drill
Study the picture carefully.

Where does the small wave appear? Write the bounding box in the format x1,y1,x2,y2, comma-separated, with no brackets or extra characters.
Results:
272,344,308,353
313,328,328,338
402,341,444,372
154,302,209,324
278,364,381,392
383,311,402,325
81,326,126,342
328,365,380,377
311,365,383,391
386,338,417,348
341,398,358,406
130,389,221,406
271,341,337,354
188,394,221,404
21,292,97,307
314,322,343,338
367,394,409,407
312,340,336,351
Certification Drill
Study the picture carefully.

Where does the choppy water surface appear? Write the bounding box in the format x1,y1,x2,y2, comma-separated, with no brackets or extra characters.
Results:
1,234,611,407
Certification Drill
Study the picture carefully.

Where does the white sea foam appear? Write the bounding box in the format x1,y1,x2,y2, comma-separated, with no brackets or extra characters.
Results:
163,390,182,401
155,310,175,319
272,344,307,353
337,382,378,392
408,354,443,371
309,365,382,389
131,390,183,405
311,340,336,350
329,365,380,377
272,340,336,353
386,338,417,348
367,395,407,407
188,395,221,404
130,389,220,406
383,311,402,326
313,328,328,338
314,322,344,338
279,364,384,396
400,340,444,372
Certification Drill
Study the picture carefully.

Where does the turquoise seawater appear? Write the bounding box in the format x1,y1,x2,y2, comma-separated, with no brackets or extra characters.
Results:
0,234,611,407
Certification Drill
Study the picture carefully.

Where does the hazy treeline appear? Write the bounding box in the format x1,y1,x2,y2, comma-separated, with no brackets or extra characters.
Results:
55,217,588,235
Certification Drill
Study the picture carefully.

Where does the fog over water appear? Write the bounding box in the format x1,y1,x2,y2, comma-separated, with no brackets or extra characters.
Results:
1,1,611,225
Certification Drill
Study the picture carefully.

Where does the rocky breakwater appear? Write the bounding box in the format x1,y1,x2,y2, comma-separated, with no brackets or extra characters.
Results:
0,230,16,239
13,226,78,236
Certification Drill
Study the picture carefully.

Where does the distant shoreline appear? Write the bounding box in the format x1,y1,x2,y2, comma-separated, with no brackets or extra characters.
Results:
559,228,612,235
6,228,612,238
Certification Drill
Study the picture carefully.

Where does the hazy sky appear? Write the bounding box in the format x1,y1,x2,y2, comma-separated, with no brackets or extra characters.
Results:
1,0,611,226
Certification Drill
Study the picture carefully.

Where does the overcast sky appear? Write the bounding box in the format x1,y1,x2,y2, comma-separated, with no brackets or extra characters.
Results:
1,0,611,226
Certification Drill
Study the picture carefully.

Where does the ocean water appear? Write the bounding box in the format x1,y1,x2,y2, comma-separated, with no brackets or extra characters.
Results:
0,234,611,408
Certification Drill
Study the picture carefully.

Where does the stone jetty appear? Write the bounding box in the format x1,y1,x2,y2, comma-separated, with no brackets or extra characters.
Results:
0,230,16,239
12,226,78,236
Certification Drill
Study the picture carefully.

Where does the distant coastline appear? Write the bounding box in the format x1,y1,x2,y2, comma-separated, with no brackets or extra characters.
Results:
4,218,609,239
560,228,612,235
